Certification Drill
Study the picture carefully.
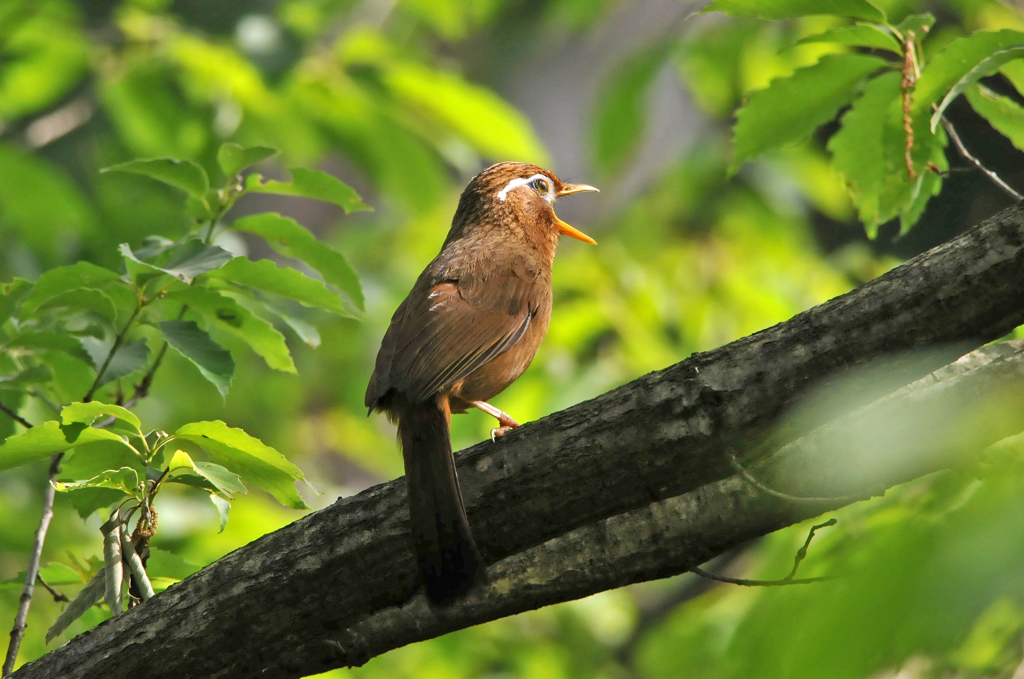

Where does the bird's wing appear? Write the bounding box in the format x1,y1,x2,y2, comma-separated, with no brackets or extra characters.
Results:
369,270,538,407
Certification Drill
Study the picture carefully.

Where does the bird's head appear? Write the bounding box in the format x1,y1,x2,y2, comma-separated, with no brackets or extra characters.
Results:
448,162,598,247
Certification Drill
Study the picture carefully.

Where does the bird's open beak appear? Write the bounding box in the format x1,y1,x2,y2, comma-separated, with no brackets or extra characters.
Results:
554,183,599,244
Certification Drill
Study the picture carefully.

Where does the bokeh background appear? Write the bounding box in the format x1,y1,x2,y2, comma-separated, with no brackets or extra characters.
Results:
3,0,1024,676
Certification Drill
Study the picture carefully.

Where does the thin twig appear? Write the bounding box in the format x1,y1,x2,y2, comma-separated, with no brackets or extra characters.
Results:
35,575,69,604
0,402,32,430
3,453,63,677
691,519,837,587
941,116,1024,201
83,306,141,403
724,446,878,503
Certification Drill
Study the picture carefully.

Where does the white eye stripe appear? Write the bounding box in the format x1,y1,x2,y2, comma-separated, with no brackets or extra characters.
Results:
497,173,555,203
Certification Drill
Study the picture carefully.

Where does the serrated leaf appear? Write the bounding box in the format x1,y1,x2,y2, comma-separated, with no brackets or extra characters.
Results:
245,167,370,213
210,494,231,533
217,143,279,178
965,82,1024,152
62,402,142,434
164,286,295,372
828,71,902,233
797,24,901,53
931,46,1024,131
231,213,364,310
165,449,246,498
101,158,210,200
175,420,308,509
22,262,121,313
592,42,671,176
55,467,141,496
120,241,233,285
159,320,234,398
701,0,884,22
78,337,150,388
223,291,322,348
733,54,888,170
46,570,105,643
206,258,353,317
59,440,145,481
0,421,130,472
913,30,1024,120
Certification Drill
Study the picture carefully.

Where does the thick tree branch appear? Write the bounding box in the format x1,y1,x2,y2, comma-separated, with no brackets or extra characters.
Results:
14,204,1024,679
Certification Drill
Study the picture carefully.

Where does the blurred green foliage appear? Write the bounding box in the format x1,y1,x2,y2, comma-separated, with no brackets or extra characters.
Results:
1,0,1024,676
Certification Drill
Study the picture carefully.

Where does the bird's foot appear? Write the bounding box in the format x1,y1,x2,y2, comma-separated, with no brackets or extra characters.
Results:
490,425,516,442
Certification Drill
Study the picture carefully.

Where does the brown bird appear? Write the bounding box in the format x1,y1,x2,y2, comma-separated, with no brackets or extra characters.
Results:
365,162,598,603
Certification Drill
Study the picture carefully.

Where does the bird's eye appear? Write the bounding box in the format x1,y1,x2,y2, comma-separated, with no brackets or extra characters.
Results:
533,178,550,196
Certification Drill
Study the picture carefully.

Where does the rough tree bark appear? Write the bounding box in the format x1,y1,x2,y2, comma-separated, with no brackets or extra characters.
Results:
13,203,1024,679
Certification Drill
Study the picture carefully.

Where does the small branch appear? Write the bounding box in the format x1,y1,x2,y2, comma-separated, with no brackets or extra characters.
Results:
902,30,918,180
3,454,63,677
83,307,142,403
691,519,837,587
724,446,879,504
35,576,68,604
124,341,169,410
941,116,1024,201
0,403,33,431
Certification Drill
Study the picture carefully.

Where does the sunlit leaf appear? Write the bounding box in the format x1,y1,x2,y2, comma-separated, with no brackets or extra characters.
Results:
964,83,1024,152
54,467,141,496
101,158,210,200
930,46,1024,132
733,54,889,170
206,258,354,317
231,212,364,310
701,0,884,22
245,167,370,213
797,24,901,54
21,262,121,314
175,420,308,509
912,30,1024,121
216,143,279,178
894,13,935,40
61,402,142,435
0,421,130,473
158,320,234,398
163,286,295,373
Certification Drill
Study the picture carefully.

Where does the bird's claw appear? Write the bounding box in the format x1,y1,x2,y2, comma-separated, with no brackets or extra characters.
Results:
490,426,514,442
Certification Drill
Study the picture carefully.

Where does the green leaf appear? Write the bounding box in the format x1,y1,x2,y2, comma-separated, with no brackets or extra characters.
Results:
930,45,1024,131
54,467,141,496
828,71,902,234
245,167,370,213
101,158,210,200
894,13,935,40
231,213,364,310
61,402,142,435
206,258,354,317
8,331,94,365
217,143,279,178
35,288,119,324
0,421,130,473
59,440,145,481
701,0,884,22
965,82,1024,152
797,24,901,54
733,54,889,170
145,548,200,580
163,286,296,373
158,320,234,398
78,337,150,388
0,364,54,389
913,30,1024,119
39,562,84,586
175,420,308,509
0,279,32,325
67,488,128,519
120,241,234,285
22,262,121,313
592,43,672,176
165,449,247,498
210,494,231,533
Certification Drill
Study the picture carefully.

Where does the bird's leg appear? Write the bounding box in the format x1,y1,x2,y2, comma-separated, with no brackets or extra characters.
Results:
469,400,521,442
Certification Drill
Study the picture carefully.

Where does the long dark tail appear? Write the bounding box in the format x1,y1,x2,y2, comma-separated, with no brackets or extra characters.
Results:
397,396,483,604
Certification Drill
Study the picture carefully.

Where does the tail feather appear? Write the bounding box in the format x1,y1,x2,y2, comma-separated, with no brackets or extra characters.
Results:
398,396,483,603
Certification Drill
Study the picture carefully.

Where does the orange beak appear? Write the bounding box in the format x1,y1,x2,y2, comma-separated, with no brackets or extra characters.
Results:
554,183,599,244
